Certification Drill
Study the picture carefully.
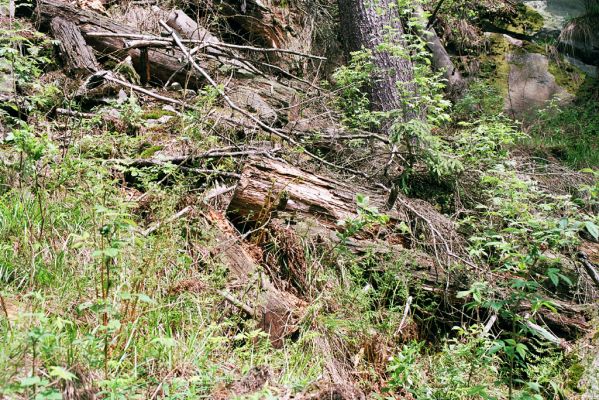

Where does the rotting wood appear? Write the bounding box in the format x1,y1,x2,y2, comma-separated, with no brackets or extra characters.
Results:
227,157,592,338
50,17,100,74
37,0,199,86
165,9,256,75
201,208,306,347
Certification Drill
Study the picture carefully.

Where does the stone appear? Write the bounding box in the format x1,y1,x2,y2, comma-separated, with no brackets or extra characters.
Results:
0,59,15,96
506,52,571,117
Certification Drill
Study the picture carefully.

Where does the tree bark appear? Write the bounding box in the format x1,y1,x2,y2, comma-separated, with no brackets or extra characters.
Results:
50,17,100,74
338,0,418,118
37,0,199,86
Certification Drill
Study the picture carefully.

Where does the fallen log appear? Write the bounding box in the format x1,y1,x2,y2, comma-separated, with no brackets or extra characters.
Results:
36,0,198,86
201,209,306,347
227,157,592,338
50,17,100,74
165,8,257,75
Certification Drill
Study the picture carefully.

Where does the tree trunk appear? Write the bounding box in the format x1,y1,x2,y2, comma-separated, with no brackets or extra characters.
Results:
338,0,418,118
50,17,100,74
37,0,199,86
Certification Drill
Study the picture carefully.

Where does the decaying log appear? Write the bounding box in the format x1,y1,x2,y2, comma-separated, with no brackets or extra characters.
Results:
227,156,392,229
226,156,425,284
37,0,198,86
227,157,592,338
166,9,219,45
50,17,100,74
218,0,287,48
165,9,256,75
203,209,306,347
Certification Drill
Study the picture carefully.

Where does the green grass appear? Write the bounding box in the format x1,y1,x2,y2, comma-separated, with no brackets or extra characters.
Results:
523,97,599,168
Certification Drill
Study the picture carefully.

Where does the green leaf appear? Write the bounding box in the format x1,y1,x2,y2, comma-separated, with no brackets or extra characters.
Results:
547,268,559,287
136,293,155,304
19,376,43,387
515,343,528,360
584,221,599,240
104,247,119,258
558,273,573,286
48,366,76,381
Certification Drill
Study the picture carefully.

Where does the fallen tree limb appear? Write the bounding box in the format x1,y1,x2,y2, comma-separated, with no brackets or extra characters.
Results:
105,146,281,168
50,17,100,74
100,72,187,107
160,20,368,179
140,206,192,236
578,251,599,290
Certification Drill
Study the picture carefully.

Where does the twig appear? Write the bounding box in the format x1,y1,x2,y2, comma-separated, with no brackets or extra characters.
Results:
481,314,497,336
394,295,413,336
101,73,187,108
179,167,241,179
140,206,192,236
203,185,237,203
105,147,281,167
216,288,255,316
124,40,171,49
206,42,326,60
84,32,326,60
55,108,96,118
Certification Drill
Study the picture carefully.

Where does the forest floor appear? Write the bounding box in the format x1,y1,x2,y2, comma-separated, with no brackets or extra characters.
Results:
0,0,598,399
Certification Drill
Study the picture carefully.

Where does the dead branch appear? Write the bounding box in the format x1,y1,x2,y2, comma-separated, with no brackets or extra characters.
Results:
140,206,192,236
99,72,187,107
159,20,368,179
105,146,281,167
578,251,599,290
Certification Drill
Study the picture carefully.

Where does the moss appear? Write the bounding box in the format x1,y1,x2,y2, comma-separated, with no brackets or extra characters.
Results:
507,4,545,35
548,60,586,94
138,144,163,158
479,33,512,98
567,363,585,391
141,108,176,120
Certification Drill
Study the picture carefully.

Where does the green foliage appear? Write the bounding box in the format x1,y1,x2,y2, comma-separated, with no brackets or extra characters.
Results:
336,194,390,246
453,81,505,121
331,49,382,129
386,326,502,400
462,165,593,272
525,99,599,168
